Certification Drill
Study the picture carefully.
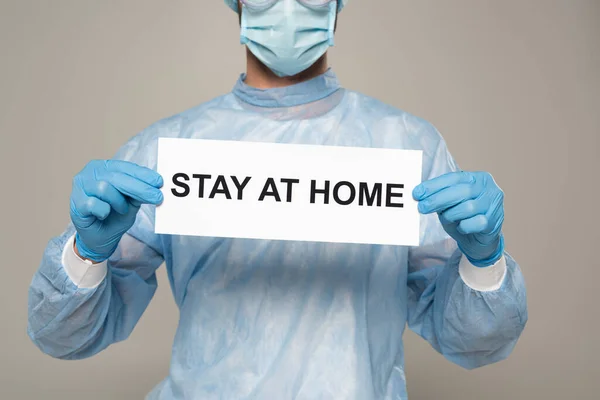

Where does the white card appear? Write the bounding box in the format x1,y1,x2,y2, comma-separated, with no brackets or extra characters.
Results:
155,138,422,246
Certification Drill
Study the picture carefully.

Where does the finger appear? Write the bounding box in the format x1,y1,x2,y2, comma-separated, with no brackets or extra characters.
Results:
104,160,163,188
73,195,111,221
106,172,164,205
440,198,489,223
413,171,475,200
129,198,142,208
417,183,479,214
437,211,454,227
82,180,129,215
457,215,489,235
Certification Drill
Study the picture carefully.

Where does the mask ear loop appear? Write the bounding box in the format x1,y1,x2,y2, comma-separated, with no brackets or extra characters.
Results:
240,4,249,45
327,1,336,46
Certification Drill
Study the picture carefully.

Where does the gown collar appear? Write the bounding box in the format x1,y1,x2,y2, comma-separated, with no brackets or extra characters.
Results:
232,69,341,108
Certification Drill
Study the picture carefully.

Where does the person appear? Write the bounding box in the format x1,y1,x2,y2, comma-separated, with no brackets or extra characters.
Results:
27,1,528,399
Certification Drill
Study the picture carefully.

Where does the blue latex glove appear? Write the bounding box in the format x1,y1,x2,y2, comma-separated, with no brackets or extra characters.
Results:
413,171,505,267
70,160,164,262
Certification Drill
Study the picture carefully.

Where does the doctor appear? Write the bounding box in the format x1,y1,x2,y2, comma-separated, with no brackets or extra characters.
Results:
27,1,527,399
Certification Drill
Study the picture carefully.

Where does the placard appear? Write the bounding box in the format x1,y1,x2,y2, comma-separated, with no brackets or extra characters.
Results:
155,138,422,246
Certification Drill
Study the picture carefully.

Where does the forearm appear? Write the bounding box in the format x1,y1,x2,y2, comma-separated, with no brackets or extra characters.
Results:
27,227,161,360
434,250,528,369
27,228,110,359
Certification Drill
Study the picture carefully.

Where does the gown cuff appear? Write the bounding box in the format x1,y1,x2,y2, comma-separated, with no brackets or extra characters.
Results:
62,235,108,289
458,253,507,292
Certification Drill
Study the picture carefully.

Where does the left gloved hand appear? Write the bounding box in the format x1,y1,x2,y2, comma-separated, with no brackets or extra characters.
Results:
412,171,505,267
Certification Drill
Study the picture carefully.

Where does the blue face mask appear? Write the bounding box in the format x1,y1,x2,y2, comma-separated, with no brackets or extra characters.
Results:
240,0,337,77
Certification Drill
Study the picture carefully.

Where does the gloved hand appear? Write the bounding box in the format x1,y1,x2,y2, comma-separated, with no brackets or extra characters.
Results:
412,171,505,267
70,160,164,263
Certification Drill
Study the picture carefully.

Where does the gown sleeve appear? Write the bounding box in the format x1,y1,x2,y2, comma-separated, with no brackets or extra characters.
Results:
27,125,167,360
406,130,528,370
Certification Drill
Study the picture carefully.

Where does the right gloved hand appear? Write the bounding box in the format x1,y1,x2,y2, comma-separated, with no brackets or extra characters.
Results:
70,160,164,263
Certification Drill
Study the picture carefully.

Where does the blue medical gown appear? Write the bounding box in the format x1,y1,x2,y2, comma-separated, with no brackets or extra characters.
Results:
28,70,527,399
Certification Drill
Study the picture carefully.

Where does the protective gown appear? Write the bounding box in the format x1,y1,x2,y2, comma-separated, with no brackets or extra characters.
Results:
28,70,528,399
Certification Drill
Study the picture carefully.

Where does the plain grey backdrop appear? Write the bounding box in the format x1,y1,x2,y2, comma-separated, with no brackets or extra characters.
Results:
1,1,598,399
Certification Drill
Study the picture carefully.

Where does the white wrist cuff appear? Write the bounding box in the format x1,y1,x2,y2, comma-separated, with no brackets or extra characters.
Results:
61,235,108,289
459,253,507,292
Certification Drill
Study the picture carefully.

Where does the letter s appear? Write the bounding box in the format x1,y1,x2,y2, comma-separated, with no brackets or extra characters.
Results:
172,173,190,197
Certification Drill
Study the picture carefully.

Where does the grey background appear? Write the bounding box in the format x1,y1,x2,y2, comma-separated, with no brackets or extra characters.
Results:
1,0,598,399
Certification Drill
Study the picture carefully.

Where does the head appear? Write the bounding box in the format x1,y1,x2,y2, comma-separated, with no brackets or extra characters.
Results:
236,1,339,33
227,0,345,79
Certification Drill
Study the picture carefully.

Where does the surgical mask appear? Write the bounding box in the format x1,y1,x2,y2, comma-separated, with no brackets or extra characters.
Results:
240,0,337,77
